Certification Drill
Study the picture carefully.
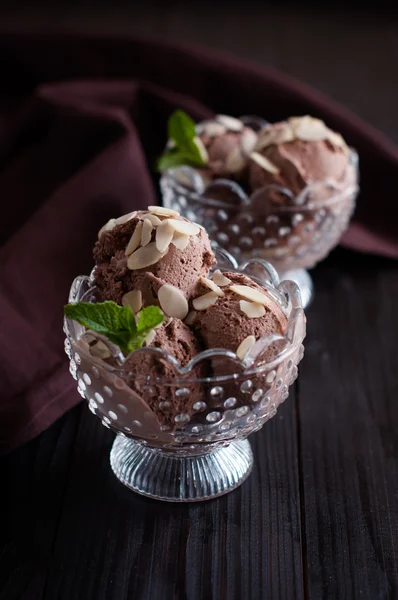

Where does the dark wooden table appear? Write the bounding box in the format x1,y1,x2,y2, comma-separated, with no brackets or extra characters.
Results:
2,5,398,599
3,248,398,599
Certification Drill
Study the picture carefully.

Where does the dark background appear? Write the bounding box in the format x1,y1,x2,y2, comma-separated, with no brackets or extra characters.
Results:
1,1,398,143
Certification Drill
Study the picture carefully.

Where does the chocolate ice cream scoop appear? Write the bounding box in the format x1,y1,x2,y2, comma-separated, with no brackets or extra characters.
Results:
196,115,257,180
248,116,353,202
94,207,216,317
191,271,287,361
122,318,204,428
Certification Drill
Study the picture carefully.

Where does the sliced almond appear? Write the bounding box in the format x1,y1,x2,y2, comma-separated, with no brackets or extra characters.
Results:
240,128,258,155
230,284,275,308
167,219,201,236
256,123,294,149
90,340,112,360
148,205,180,217
140,212,162,226
171,231,190,251
122,290,142,313
216,114,243,132
144,329,156,345
225,147,246,173
194,136,209,162
125,221,143,256
127,242,166,270
158,284,189,319
211,270,232,287
236,335,256,360
250,152,280,174
98,218,116,239
164,317,174,328
193,291,219,311
115,211,137,225
156,219,175,252
239,300,266,318
289,116,329,142
141,219,153,246
185,311,197,325
200,276,224,297
201,121,226,137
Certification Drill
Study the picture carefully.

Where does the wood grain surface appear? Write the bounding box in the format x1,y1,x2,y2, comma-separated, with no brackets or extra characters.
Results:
1,4,398,599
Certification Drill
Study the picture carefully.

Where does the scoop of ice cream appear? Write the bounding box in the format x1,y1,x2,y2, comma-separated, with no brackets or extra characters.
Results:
248,116,353,202
94,207,216,316
196,115,257,180
191,271,287,360
122,318,204,427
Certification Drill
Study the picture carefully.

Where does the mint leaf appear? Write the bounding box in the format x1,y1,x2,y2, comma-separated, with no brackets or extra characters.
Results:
157,110,207,172
157,149,204,171
64,302,164,355
168,110,196,149
128,305,165,352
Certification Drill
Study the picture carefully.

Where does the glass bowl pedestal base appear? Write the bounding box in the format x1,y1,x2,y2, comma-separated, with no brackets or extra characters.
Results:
110,435,253,502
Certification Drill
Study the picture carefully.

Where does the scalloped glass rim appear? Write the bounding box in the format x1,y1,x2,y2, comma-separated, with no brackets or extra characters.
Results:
64,257,305,384
162,147,359,213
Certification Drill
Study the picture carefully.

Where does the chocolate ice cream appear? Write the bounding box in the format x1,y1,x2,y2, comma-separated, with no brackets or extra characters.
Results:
94,207,216,316
196,115,257,180
122,317,204,428
191,271,287,360
248,116,354,200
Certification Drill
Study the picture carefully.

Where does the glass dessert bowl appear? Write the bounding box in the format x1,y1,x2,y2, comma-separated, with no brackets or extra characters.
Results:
64,256,306,502
159,113,360,307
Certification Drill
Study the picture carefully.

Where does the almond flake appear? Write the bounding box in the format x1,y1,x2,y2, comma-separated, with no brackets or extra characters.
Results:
240,128,258,155
201,121,226,137
211,270,231,287
225,147,246,173
171,231,190,251
192,291,219,311
200,276,224,297
289,116,329,142
216,114,243,132
140,213,162,226
250,152,280,174
165,317,174,328
90,340,112,360
185,311,198,325
239,300,266,318
98,218,116,239
115,211,137,225
144,330,156,345
230,284,275,309
122,290,142,313
194,136,209,162
127,242,166,270
236,335,256,360
167,219,201,236
125,221,143,256
158,284,189,319
156,219,175,252
141,219,153,246
256,123,294,149
148,206,180,217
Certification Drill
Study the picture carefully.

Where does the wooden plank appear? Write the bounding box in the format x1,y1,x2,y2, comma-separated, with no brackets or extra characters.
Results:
298,250,398,599
42,392,302,599
0,408,80,600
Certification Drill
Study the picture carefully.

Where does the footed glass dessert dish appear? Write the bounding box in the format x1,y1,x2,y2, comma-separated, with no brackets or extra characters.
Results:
64,256,306,502
160,149,358,308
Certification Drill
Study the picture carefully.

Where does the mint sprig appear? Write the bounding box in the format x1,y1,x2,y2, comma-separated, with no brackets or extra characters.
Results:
64,301,164,355
157,109,207,171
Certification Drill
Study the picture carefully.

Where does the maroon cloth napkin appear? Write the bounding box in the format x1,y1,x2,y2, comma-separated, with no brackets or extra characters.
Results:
1,32,397,453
